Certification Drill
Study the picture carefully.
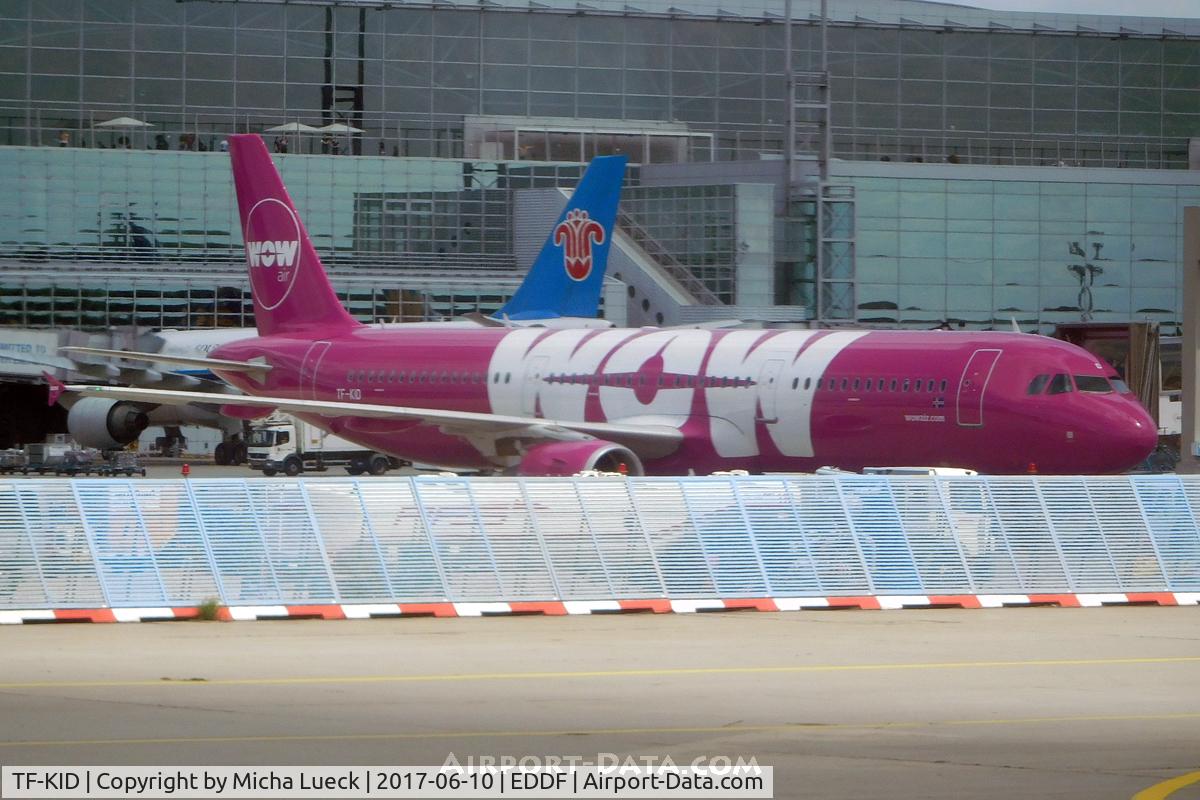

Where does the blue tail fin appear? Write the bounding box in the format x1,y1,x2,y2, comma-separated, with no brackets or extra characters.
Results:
497,155,627,321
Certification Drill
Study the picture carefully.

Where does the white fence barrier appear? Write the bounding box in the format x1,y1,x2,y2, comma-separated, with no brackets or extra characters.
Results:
1,475,1198,610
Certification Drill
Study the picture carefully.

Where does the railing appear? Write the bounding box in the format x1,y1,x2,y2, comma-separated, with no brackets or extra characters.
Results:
5,105,1190,171
833,131,1192,171
2,474,1198,611
616,210,725,306
0,249,519,275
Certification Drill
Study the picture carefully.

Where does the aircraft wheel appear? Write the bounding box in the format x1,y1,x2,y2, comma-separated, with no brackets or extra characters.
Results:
214,442,229,466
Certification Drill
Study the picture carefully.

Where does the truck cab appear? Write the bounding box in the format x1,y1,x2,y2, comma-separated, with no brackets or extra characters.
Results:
246,414,399,477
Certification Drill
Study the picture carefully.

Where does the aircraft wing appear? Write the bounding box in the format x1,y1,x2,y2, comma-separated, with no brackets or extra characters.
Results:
65,384,683,459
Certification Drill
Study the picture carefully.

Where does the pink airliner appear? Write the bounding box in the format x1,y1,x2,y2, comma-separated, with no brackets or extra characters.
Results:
61,135,1157,475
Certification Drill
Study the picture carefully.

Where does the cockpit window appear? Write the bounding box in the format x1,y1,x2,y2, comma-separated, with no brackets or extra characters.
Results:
1111,378,1131,394
1047,373,1073,395
1026,374,1050,395
1074,375,1113,393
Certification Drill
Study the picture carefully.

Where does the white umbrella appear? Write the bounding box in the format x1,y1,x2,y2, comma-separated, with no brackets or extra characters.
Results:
318,122,364,133
94,116,153,128
264,122,321,133
265,122,321,154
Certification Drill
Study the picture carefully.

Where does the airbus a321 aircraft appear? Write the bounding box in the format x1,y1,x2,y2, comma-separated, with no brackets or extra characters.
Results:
56,135,1157,476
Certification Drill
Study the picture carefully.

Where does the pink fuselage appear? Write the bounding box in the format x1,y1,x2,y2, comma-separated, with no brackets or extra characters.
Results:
212,327,1157,475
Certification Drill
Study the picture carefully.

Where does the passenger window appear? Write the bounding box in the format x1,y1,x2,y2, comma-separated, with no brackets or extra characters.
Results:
1074,375,1113,393
804,377,812,390
505,373,511,383
816,378,823,389
889,379,897,391
852,378,860,391
840,378,848,391
1047,373,1073,395
1026,374,1050,395
902,379,910,392
939,379,948,391
792,377,799,390
346,370,354,382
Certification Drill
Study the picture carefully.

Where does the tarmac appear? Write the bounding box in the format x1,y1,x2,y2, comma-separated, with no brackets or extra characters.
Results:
0,608,1198,799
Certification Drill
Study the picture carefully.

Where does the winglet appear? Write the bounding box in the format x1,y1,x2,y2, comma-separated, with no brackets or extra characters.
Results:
43,372,67,407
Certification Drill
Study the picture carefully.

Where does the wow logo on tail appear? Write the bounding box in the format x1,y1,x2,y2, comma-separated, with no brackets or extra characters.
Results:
554,208,606,282
243,198,302,312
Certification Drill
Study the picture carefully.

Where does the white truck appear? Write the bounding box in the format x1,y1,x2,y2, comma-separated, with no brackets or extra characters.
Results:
245,414,401,477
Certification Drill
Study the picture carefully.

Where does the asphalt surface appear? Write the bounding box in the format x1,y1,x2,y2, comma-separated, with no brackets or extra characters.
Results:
0,609,1198,799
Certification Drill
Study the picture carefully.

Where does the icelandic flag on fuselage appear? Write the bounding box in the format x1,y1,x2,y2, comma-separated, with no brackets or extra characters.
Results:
497,155,627,321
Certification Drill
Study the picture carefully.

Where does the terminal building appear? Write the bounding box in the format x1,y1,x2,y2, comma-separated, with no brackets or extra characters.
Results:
0,0,1198,445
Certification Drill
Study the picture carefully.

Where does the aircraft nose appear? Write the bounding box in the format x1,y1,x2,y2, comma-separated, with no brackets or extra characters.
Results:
1119,406,1159,469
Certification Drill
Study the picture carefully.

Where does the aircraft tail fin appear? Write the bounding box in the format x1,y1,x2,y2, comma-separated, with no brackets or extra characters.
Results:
497,155,627,321
227,134,360,337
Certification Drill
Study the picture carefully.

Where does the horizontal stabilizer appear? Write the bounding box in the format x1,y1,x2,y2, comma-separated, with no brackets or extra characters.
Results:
60,347,271,377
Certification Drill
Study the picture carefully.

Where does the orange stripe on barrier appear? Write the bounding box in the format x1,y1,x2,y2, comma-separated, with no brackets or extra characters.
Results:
286,605,346,620
1124,593,1178,606
216,607,235,622
507,602,568,616
1027,594,1080,608
54,609,116,623
398,603,458,618
827,596,882,610
618,599,673,614
928,595,982,609
722,598,779,612
171,607,202,620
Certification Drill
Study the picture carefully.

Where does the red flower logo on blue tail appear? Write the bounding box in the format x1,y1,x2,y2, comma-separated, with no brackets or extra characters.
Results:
554,209,606,282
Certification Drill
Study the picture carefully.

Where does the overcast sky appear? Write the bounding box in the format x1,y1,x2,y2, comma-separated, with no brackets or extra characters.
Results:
949,0,1200,17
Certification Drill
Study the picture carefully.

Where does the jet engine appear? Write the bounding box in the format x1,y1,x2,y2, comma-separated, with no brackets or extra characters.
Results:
67,398,150,450
517,439,644,477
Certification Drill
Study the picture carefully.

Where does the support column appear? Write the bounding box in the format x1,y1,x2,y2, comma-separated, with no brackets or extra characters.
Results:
1181,207,1200,473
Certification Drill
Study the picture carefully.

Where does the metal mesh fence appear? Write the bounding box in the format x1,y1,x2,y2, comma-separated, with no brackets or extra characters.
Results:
1,474,1198,609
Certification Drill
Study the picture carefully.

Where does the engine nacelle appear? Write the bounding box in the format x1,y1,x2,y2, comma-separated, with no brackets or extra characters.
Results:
67,398,150,450
517,439,644,477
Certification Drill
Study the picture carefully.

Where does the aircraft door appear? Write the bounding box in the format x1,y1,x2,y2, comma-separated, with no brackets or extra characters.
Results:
300,340,332,400
522,356,549,416
956,348,1002,427
756,359,785,423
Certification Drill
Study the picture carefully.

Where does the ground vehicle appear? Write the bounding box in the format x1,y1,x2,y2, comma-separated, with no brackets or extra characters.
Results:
21,439,72,474
246,414,400,477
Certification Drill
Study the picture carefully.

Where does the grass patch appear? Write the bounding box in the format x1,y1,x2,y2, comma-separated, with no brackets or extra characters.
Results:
195,598,222,621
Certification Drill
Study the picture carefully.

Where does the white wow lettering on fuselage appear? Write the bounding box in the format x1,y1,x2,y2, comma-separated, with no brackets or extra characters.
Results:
486,328,869,458
246,240,299,268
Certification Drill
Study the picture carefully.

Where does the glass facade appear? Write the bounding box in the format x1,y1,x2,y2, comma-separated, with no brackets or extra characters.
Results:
1,0,1199,332
1,0,1197,166
622,185,737,303
850,168,1200,332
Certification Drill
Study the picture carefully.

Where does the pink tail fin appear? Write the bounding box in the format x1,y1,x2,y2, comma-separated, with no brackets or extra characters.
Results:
227,134,359,337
